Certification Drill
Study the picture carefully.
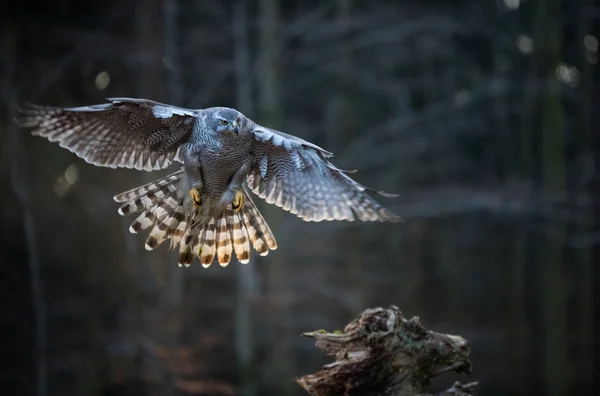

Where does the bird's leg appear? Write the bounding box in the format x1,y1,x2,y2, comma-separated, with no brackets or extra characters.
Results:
232,190,243,214
187,173,204,209
183,146,205,210
220,160,251,213
189,188,202,209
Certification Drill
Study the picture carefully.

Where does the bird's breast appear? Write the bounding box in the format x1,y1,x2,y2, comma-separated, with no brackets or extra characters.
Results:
199,147,247,196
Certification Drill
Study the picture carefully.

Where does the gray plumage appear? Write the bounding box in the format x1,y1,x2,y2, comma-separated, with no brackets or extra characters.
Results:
16,97,400,267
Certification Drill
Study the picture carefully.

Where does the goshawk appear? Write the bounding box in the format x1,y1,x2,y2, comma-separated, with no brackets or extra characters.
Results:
16,98,400,267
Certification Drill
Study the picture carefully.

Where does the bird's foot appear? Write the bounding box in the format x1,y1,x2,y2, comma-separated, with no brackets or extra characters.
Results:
232,190,244,214
190,188,202,209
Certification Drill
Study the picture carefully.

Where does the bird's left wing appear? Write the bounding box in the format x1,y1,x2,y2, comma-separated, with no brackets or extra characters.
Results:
15,97,199,171
247,123,401,222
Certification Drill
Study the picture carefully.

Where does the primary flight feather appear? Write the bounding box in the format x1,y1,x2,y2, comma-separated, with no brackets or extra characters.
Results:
16,97,400,267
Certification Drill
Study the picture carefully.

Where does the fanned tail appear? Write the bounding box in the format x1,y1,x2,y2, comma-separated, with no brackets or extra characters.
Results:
194,189,277,267
114,176,277,267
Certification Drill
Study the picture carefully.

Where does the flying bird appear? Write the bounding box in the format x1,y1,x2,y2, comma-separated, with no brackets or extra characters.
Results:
16,98,400,267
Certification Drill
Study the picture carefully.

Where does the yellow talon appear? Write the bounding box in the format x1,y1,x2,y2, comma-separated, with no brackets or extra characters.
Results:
190,188,202,209
232,190,243,213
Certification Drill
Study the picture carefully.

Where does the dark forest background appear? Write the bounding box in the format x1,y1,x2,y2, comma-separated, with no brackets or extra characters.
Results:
1,0,599,395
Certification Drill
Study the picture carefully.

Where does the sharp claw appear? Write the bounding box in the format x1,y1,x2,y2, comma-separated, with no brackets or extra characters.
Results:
232,190,243,213
190,188,202,209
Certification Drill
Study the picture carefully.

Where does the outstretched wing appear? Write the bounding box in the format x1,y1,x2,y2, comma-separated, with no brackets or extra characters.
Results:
15,97,199,171
247,123,401,222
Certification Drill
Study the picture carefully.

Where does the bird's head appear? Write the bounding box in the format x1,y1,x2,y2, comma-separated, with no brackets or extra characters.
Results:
212,108,240,136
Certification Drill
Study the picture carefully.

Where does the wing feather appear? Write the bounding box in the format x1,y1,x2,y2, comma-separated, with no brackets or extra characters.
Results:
15,97,199,171
248,124,401,223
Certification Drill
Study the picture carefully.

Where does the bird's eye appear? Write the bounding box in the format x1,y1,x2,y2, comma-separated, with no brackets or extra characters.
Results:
221,120,228,126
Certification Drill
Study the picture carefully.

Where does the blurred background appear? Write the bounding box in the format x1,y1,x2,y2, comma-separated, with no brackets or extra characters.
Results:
0,0,598,395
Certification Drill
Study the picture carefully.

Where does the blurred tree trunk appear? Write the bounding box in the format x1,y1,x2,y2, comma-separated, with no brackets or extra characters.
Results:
538,0,568,394
508,227,530,391
165,0,182,107
3,22,48,396
331,0,366,314
328,0,354,147
592,41,600,396
509,1,549,391
135,0,163,100
233,1,258,395
507,14,533,389
258,0,282,128
434,34,460,321
404,221,425,314
339,0,362,313
575,0,594,388
258,0,292,393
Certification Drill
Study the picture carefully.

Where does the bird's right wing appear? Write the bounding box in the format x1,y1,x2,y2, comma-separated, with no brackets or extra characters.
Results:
247,123,401,222
15,97,199,171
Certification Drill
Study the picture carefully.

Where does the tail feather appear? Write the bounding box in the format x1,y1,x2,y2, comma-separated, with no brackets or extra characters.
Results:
215,214,233,267
231,211,251,264
116,174,277,266
128,189,176,234
240,191,278,256
114,170,183,215
199,217,217,267
129,208,156,234
243,191,278,251
191,225,206,262
177,214,200,267
171,211,195,247
144,196,186,250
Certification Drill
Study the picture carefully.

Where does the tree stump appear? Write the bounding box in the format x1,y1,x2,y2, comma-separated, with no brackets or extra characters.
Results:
296,305,478,396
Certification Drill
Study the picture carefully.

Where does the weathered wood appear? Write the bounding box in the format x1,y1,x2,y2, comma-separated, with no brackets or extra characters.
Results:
296,305,477,396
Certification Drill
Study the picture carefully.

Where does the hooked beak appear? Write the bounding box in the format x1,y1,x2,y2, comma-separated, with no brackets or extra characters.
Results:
232,121,239,134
